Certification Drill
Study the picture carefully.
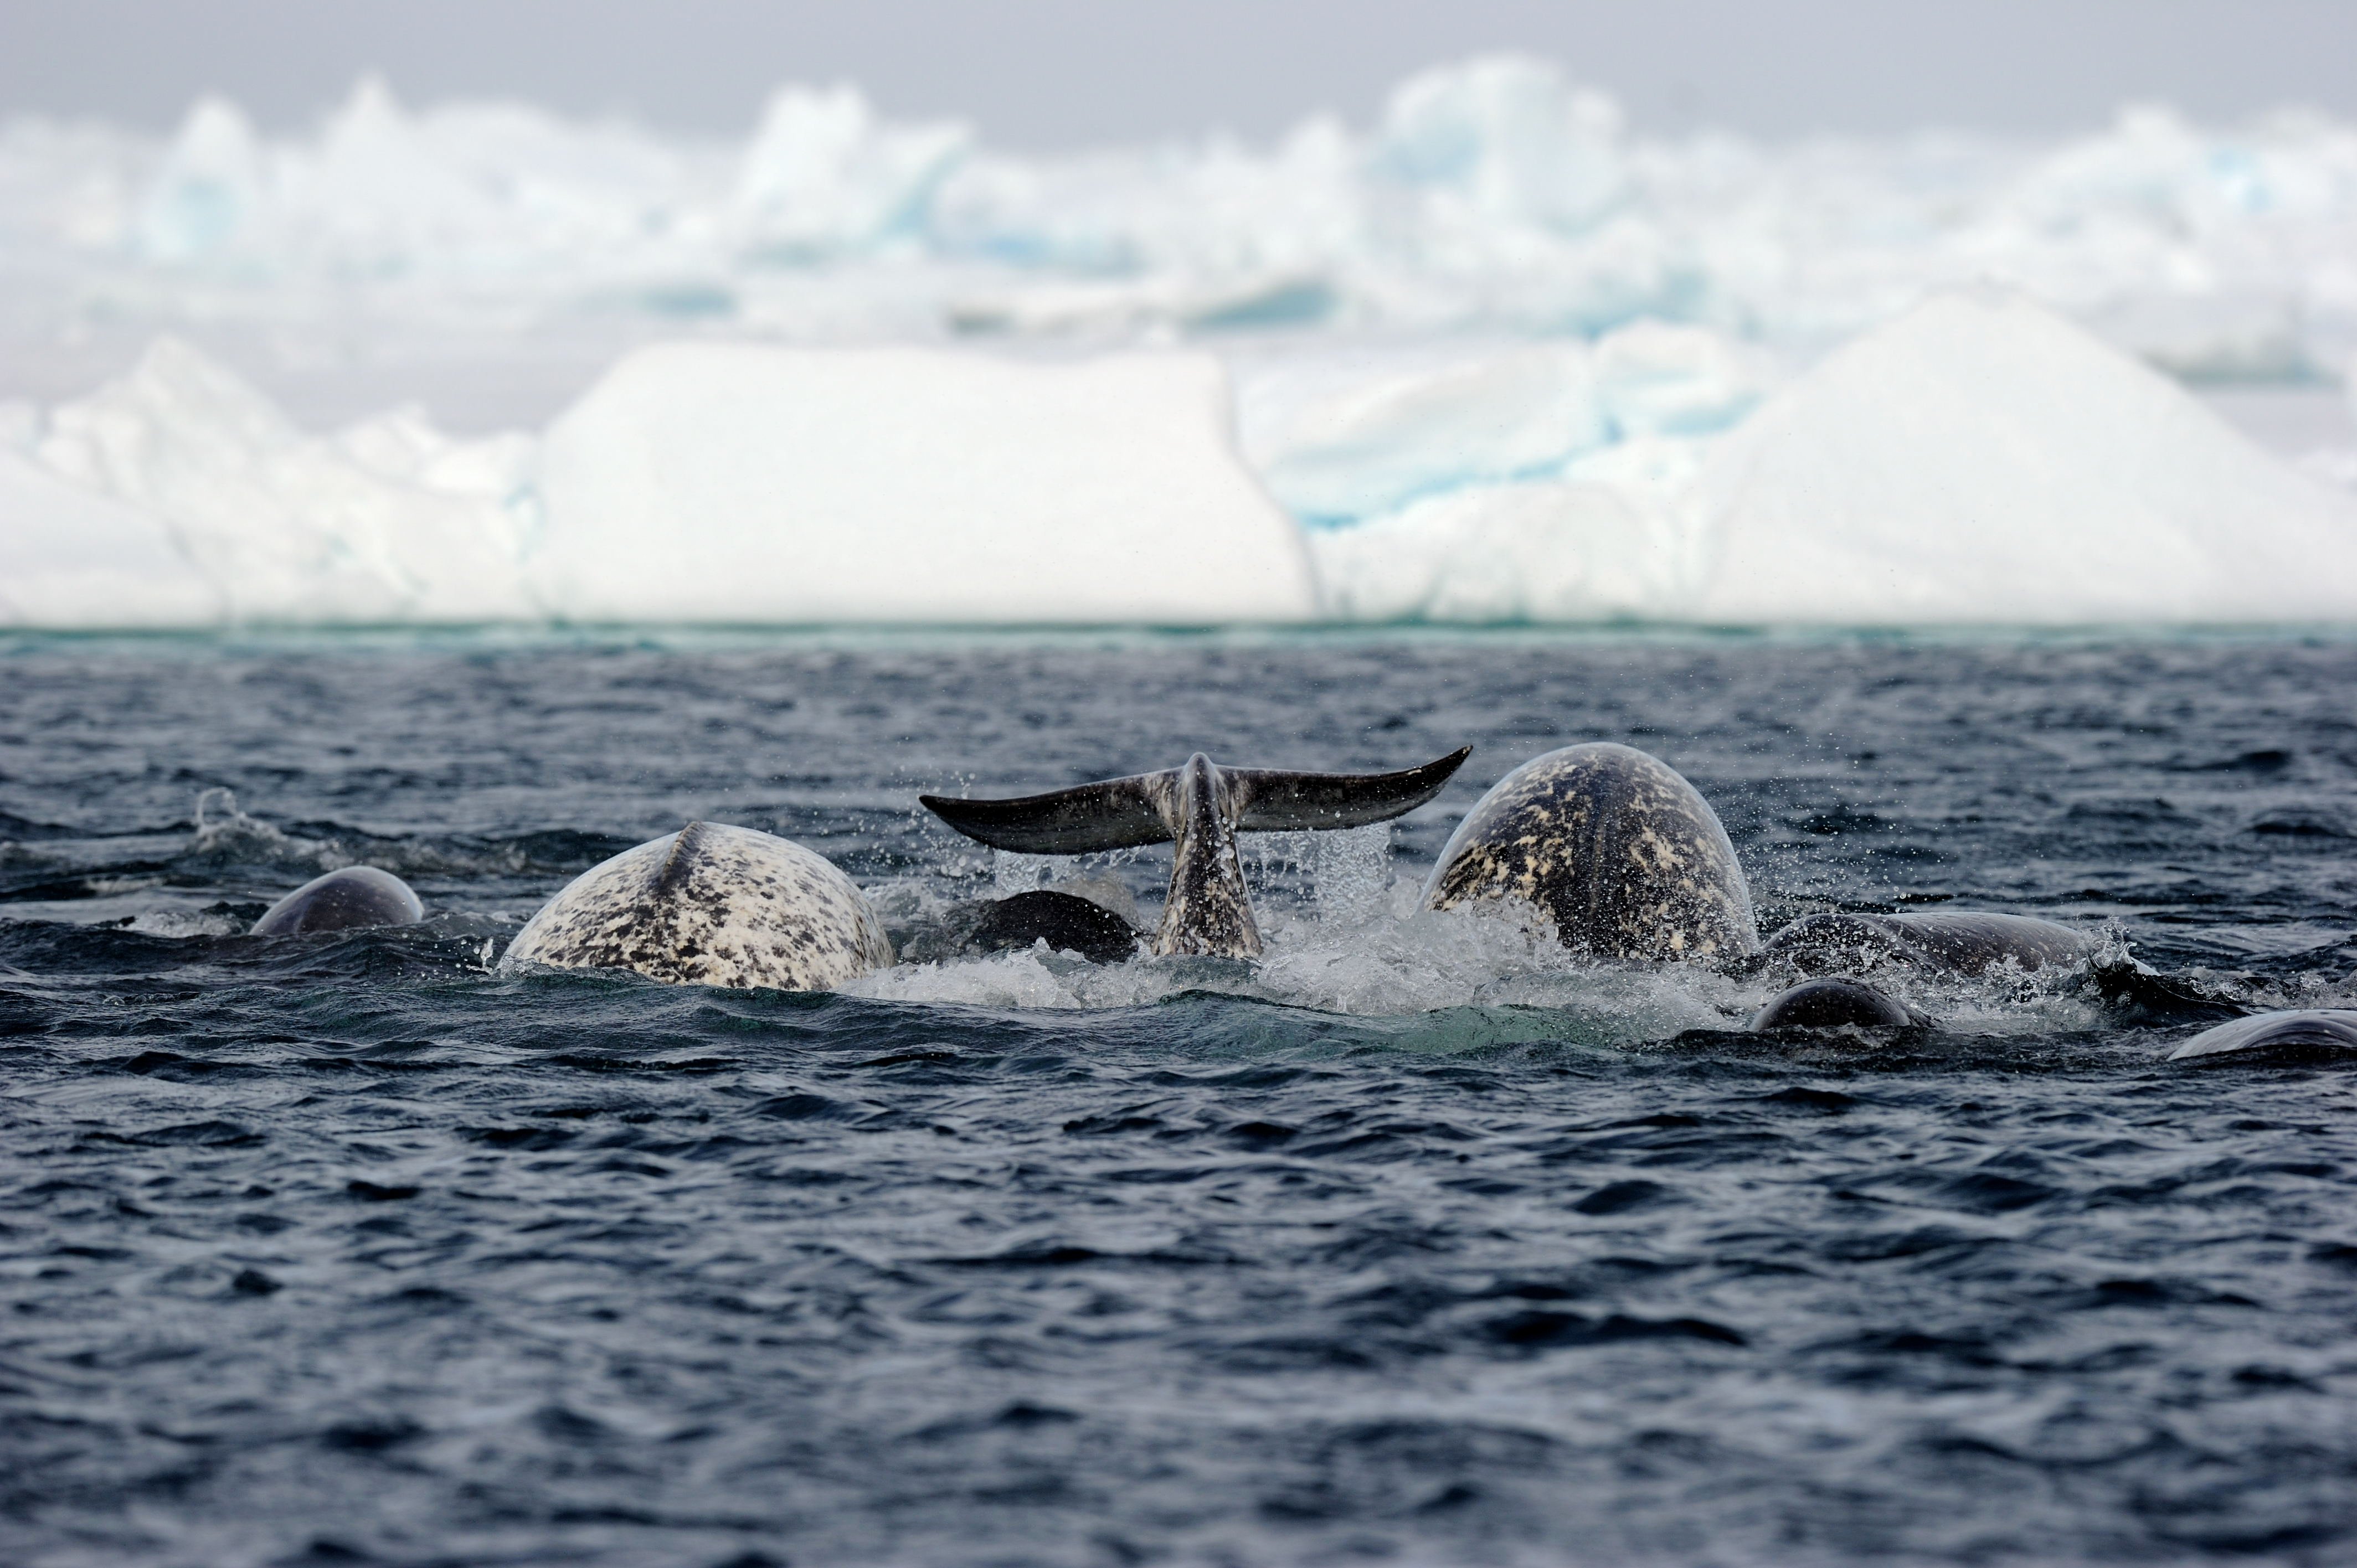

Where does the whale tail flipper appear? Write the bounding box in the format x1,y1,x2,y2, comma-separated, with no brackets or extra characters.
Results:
919,773,1176,854
1227,746,1469,832
920,747,1468,854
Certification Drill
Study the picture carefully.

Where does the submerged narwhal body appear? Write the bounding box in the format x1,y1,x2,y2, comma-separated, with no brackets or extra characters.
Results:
922,748,1470,958
1757,910,2092,977
500,821,893,991
250,865,425,937
1751,977,1927,1030
1423,742,1756,961
2168,1009,2357,1062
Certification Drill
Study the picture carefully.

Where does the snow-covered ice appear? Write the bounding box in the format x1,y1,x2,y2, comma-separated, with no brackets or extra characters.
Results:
535,343,1316,623
16,339,540,624
0,448,219,628
1245,344,1607,521
1689,292,2357,623
4,291,2347,628
1308,481,1691,623
9,55,2357,367
3,54,2356,630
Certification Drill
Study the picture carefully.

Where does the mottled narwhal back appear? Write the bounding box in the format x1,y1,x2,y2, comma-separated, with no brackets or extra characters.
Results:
500,821,892,991
1423,742,1755,960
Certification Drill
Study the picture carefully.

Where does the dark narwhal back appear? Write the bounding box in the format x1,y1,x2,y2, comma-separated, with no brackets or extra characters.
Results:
250,866,424,937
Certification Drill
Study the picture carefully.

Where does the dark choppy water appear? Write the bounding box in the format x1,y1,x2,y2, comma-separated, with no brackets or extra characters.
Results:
4,633,2356,1567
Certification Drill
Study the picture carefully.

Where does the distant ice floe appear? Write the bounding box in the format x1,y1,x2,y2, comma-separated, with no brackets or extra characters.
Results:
4,52,2357,630
3,290,2352,628
5,55,2357,368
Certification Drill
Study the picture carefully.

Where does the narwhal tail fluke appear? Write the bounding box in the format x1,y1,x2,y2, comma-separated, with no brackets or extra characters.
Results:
1228,746,1470,832
919,773,1176,855
921,746,1469,854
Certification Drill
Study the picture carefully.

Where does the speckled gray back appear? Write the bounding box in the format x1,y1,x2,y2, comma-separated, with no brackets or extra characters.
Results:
1422,742,1756,961
501,821,892,991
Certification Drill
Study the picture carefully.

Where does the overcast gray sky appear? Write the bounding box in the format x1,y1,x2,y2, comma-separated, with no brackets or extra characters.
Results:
3,0,2354,146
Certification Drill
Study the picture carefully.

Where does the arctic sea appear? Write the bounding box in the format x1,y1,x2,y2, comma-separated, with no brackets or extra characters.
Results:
4,630,2355,1567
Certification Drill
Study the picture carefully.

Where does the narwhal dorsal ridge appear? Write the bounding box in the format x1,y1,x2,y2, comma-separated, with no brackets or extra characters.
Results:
651,819,707,898
920,746,1470,960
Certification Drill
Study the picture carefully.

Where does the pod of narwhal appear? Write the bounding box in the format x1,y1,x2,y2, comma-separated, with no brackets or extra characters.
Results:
470,741,2082,996
230,742,2343,1069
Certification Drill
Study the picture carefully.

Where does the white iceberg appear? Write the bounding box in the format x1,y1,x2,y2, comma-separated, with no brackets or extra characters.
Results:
136,96,270,264
1244,343,1607,520
0,448,219,628
130,75,712,282
1308,480,1692,622
532,342,1317,623
5,296,2352,630
10,56,2357,367
1593,319,1768,438
24,338,540,623
733,84,968,259
1371,55,1628,235
1690,291,2357,623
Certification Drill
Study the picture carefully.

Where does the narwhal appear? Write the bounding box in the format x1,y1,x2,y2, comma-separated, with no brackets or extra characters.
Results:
1422,742,1757,961
500,821,893,990
2168,1009,2357,1062
922,748,1470,958
250,865,425,936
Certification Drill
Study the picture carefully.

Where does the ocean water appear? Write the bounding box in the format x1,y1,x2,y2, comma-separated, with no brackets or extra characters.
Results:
3,632,2355,1567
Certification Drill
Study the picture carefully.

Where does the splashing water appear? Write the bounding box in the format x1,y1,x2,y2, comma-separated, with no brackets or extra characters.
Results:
185,786,346,873
6,635,2357,1568
990,845,1058,895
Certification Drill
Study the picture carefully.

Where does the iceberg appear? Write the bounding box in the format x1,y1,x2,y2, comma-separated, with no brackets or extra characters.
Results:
136,96,270,264
1593,319,1768,439
2,296,2349,630
129,75,711,281
1308,481,1691,622
732,84,968,259
1689,292,2357,623
9,56,2357,367
1244,344,1607,520
1372,55,1629,235
533,343,1317,623
23,339,540,623
0,448,219,628
1300,291,2357,625
1233,316,1759,530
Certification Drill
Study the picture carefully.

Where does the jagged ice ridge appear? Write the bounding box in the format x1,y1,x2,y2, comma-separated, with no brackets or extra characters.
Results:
2,56,2356,627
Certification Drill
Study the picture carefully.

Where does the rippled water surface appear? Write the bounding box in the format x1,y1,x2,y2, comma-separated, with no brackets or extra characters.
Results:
4,633,2356,1567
